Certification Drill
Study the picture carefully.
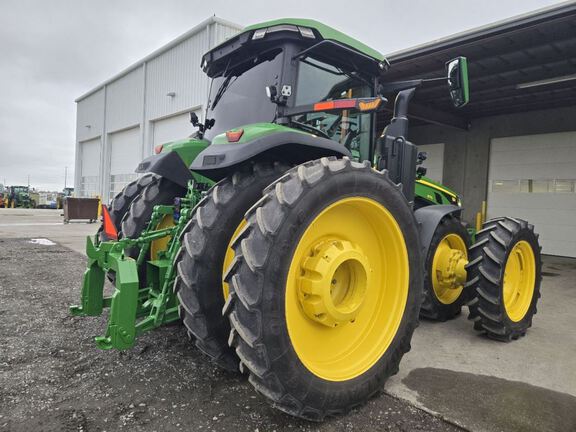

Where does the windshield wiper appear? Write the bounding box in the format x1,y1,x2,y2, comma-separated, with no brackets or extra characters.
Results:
210,74,238,110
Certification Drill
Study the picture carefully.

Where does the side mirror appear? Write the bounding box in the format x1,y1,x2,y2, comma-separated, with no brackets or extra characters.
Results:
190,111,200,126
446,57,469,108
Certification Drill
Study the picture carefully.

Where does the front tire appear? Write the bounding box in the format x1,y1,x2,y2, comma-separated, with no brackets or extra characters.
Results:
224,158,422,420
175,162,289,372
467,217,542,341
420,216,471,321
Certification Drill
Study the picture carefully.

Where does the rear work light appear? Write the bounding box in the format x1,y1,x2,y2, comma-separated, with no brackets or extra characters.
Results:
154,144,163,154
226,129,244,142
252,25,315,40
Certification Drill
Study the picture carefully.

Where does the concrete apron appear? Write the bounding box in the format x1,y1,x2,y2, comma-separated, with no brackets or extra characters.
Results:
386,255,576,432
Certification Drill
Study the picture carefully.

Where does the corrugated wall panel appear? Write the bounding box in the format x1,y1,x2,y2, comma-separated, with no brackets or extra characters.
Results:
145,29,210,121
106,67,144,132
76,89,104,142
213,22,241,45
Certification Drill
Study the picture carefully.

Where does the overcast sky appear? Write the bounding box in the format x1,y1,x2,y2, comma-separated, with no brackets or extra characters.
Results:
0,0,566,191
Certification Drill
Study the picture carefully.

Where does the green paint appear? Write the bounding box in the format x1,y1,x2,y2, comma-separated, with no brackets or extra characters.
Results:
160,137,208,166
415,177,460,206
210,122,311,145
460,57,470,106
159,137,214,185
243,18,385,61
70,183,204,350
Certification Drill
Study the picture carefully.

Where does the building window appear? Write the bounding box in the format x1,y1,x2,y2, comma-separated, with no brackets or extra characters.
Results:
492,179,575,193
109,174,138,202
80,176,99,198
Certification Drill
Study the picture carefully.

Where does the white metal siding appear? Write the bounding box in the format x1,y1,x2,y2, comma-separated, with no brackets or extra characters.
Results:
108,127,140,201
76,89,104,142
109,127,141,174
488,132,576,257
79,138,101,197
145,31,209,121
152,111,200,148
74,18,241,198
106,67,144,133
213,22,240,45
419,143,444,183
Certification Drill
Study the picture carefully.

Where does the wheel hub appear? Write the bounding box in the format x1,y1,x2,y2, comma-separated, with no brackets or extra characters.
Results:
435,247,467,290
298,239,370,328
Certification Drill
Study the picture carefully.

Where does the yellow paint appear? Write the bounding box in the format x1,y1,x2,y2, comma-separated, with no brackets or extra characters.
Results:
222,219,247,299
150,215,175,260
416,179,457,200
431,233,468,304
285,197,409,381
503,240,536,322
96,195,102,219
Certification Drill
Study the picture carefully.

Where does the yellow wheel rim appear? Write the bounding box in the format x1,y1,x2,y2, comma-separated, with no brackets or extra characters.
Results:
503,240,536,322
150,215,174,260
222,219,247,299
431,233,468,304
286,197,409,382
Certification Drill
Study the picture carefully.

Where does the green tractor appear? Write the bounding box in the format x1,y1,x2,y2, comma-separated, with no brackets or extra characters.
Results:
72,19,542,420
6,185,34,208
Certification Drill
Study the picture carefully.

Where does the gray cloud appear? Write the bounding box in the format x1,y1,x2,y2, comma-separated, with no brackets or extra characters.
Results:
0,0,563,190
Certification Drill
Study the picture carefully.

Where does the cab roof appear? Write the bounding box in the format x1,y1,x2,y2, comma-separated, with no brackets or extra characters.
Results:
243,18,385,62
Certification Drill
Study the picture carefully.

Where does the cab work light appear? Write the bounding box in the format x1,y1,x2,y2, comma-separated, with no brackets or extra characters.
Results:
252,25,315,40
154,144,164,154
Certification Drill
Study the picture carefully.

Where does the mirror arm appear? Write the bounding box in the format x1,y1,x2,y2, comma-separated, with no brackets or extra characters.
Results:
378,79,422,95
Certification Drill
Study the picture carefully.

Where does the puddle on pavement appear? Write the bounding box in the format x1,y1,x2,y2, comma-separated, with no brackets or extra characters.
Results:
403,368,576,432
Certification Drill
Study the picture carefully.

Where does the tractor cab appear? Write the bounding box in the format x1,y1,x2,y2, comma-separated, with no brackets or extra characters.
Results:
199,20,385,164
193,19,469,197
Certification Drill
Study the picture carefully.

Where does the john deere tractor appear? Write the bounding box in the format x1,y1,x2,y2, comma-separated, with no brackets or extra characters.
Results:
72,19,542,420
6,185,33,208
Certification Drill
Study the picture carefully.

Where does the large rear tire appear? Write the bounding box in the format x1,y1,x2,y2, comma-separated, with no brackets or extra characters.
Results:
120,175,185,257
223,158,422,420
467,217,542,341
175,162,289,372
420,216,471,321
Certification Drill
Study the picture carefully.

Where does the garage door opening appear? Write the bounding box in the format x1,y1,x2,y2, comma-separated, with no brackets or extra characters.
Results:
108,127,140,202
79,138,101,198
488,131,576,257
152,110,201,150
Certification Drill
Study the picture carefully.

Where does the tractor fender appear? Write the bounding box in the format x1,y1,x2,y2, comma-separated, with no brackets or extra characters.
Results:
414,204,463,259
189,131,351,181
135,150,193,188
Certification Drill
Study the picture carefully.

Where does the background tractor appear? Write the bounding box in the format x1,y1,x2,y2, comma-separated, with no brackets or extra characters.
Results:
72,19,542,421
5,185,34,208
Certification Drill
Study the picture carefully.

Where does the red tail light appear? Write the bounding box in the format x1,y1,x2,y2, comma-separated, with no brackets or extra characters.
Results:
101,205,118,240
226,129,244,142
154,144,163,154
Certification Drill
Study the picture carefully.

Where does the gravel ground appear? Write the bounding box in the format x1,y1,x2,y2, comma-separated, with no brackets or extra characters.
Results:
0,238,465,432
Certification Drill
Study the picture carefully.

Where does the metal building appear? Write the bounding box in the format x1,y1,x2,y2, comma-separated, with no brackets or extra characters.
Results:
74,16,241,202
382,2,576,257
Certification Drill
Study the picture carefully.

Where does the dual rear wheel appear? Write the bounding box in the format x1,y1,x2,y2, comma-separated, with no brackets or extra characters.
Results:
176,157,423,420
